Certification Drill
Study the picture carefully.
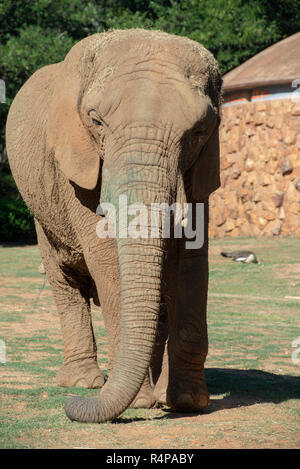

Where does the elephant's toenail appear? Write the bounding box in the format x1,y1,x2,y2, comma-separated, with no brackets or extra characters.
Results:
74,378,88,388
175,393,194,410
92,376,106,388
197,394,210,408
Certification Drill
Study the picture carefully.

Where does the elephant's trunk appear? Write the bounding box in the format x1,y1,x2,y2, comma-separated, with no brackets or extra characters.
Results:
65,128,179,422
65,239,164,423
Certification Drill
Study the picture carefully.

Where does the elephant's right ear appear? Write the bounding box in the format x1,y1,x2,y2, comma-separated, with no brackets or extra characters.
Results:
191,128,220,202
47,53,100,190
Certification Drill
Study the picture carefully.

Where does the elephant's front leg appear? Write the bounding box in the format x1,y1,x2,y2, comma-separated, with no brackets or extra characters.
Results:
36,222,105,388
167,246,209,411
155,205,210,411
53,279,106,389
85,237,121,379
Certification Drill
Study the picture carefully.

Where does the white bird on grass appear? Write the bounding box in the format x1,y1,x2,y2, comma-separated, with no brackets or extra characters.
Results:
220,250,258,264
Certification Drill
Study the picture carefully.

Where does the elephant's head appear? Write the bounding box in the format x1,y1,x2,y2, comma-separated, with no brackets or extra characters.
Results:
47,29,222,423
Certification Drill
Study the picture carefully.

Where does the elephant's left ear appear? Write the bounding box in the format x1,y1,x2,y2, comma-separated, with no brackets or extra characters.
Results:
191,128,220,201
47,47,100,190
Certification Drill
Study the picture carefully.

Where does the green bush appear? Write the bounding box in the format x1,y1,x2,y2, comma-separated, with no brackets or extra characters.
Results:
1,0,299,242
0,198,37,243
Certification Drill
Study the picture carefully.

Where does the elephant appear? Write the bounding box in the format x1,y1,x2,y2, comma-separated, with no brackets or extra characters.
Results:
6,29,222,423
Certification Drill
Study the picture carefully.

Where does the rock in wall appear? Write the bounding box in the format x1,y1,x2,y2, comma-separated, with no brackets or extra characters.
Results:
209,99,300,237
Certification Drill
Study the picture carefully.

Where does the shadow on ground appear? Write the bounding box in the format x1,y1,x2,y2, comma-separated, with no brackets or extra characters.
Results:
204,368,300,412
115,368,300,423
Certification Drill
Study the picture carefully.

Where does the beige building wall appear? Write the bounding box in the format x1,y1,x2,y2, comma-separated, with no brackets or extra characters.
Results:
209,98,300,237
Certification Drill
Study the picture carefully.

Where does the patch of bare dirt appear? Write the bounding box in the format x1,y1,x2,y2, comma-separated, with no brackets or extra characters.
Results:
0,370,38,389
2,243,299,449
38,401,299,449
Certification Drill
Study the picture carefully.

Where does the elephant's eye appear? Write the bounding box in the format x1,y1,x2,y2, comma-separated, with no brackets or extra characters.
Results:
89,110,102,127
92,118,102,126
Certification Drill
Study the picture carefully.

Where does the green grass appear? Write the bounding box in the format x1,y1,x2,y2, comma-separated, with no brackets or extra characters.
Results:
0,246,42,277
0,238,299,448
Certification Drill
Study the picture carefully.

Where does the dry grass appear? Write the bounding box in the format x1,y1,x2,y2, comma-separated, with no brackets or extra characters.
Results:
0,238,299,449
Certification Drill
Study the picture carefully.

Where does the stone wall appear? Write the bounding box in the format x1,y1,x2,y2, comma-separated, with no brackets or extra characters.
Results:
209,98,300,237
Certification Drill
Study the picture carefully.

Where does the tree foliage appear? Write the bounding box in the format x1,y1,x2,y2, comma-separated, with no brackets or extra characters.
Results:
0,0,299,241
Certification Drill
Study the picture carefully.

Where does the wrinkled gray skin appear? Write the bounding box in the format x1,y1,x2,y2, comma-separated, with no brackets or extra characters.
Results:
6,29,222,423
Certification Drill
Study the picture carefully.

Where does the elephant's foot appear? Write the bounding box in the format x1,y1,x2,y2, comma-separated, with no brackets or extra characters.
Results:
130,377,156,409
56,358,106,388
166,375,210,412
168,391,209,411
